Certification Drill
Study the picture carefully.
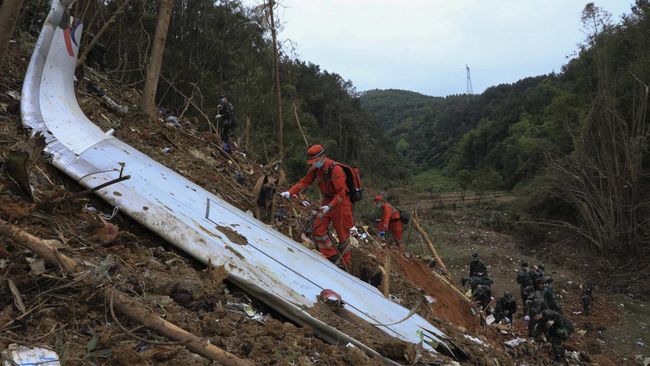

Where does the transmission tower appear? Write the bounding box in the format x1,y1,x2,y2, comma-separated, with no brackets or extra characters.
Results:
466,64,473,95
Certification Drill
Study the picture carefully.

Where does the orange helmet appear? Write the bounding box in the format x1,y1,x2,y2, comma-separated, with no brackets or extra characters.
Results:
307,144,325,164
374,194,384,202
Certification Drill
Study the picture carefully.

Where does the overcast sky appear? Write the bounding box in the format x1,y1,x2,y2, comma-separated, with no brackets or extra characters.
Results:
252,0,634,97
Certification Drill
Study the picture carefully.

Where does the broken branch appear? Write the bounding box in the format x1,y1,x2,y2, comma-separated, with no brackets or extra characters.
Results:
0,218,77,272
7,278,27,315
0,218,251,366
50,174,131,207
411,213,449,276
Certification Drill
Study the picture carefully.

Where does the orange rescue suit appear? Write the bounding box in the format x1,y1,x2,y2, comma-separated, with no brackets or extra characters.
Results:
288,158,353,267
377,202,403,246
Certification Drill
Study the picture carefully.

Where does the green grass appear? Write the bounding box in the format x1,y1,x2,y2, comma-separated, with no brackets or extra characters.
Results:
410,168,459,192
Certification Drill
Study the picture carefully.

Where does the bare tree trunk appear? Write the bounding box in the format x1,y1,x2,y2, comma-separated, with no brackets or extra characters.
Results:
76,0,131,69
411,213,449,277
0,0,25,69
268,0,283,163
292,102,309,147
141,0,174,119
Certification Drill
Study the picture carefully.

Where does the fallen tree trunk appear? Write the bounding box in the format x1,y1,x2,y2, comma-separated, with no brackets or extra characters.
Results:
0,218,77,273
411,214,449,276
107,288,252,366
0,218,251,366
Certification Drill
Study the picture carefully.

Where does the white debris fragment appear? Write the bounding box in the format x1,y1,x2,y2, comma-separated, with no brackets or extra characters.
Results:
26,257,46,276
485,314,495,325
6,90,21,101
464,334,486,347
504,337,527,347
389,294,402,304
424,295,436,304
1,344,60,366
636,339,646,347
567,351,581,362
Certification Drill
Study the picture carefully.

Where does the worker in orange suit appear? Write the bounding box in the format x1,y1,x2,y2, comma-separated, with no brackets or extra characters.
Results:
374,195,404,250
280,144,354,269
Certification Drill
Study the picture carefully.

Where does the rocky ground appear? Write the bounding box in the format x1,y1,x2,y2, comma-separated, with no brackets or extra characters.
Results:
1,34,648,366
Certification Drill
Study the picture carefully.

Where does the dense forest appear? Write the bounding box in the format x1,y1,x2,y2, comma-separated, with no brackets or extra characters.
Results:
14,0,409,182
361,2,649,255
361,2,649,192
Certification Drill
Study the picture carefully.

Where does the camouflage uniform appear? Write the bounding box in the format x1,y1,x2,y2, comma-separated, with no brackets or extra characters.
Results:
469,254,488,278
541,309,574,362
526,284,548,338
530,265,545,286
516,263,532,303
464,275,493,293
493,292,517,323
581,283,593,316
473,284,492,310
543,279,561,312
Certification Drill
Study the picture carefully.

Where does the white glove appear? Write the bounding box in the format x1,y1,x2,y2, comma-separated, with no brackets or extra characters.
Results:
280,191,291,199
319,205,331,214
546,320,555,327
301,200,311,207
216,114,222,119
524,315,530,322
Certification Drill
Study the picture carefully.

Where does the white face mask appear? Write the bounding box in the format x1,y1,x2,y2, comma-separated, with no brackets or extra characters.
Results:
312,159,324,169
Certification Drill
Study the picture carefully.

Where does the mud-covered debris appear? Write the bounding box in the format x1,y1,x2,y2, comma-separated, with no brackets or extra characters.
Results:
87,218,119,244
26,257,46,276
226,302,265,322
216,225,248,245
5,132,46,199
342,344,368,364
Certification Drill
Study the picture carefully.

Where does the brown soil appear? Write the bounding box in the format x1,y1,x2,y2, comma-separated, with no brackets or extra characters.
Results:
388,249,479,333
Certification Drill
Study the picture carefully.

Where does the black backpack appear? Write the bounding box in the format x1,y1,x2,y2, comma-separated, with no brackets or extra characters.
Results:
326,163,363,203
397,208,410,225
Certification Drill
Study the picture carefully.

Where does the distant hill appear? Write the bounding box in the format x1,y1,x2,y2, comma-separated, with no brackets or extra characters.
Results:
359,89,439,130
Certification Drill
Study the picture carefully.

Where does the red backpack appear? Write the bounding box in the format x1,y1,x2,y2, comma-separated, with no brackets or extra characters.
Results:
326,163,363,203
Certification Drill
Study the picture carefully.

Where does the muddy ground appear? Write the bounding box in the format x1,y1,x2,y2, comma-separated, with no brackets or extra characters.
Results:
1,33,648,366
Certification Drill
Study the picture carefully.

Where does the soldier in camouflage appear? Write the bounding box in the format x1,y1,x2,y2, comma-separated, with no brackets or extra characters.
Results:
541,309,574,362
493,292,517,323
469,252,488,278
543,277,561,312
581,282,593,316
525,279,548,338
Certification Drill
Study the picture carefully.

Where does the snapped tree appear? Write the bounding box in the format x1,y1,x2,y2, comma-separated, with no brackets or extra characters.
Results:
141,0,174,119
